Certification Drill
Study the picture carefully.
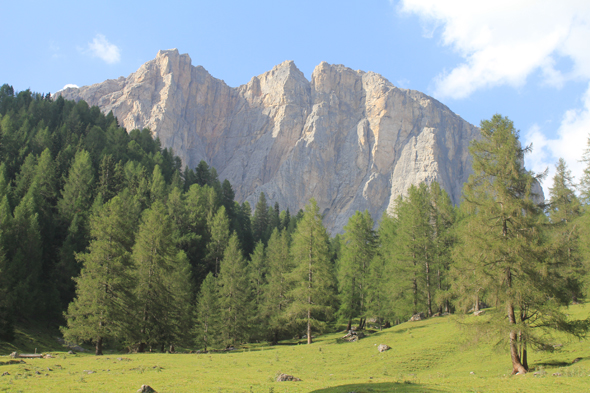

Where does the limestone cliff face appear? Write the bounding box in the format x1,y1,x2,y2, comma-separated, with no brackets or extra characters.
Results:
57,49,479,233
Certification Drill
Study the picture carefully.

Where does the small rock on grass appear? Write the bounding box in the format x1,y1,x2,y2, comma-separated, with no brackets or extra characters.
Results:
276,373,301,382
137,385,157,393
378,344,390,352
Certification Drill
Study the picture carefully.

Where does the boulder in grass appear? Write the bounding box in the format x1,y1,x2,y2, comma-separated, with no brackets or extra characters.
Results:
276,373,301,382
137,385,157,393
409,313,425,322
378,344,391,353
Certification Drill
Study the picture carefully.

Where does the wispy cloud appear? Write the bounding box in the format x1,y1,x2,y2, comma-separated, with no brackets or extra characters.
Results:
84,34,121,64
398,1,590,99
525,83,590,195
398,1,590,197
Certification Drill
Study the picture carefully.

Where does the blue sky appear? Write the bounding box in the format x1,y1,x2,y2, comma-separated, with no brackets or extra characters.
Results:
2,0,590,196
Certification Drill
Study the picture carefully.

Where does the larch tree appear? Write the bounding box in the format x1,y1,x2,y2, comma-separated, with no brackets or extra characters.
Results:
548,158,584,302
389,184,434,317
217,233,252,347
252,192,269,245
262,228,293,344
61,195,136,355
248,242,268,326
195,272,220,350
429,182,456,313
206,206,230,276
287,199,335,344
133,200,192,352
337,210,377,331
457,114,588,374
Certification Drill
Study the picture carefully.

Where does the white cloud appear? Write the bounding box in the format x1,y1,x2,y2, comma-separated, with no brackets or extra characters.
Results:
524,83,590,197
85,34,121,64
62,84,79,90
398,1,590,198
398,0,590,99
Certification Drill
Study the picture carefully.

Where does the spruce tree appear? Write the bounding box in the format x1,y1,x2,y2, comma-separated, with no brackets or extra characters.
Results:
287,199,335,344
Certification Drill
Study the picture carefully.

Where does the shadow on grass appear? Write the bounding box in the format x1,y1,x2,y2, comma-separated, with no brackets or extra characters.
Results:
309,382,444,393
533,360,571,368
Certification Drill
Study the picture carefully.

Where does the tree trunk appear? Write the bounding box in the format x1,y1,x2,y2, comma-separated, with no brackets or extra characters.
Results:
95,337,103,356
138,342,145,353
358,317,366,330
307,310,312,345
521,336,528,371
507,300,526,374
346,318,352,332
426,258,432,317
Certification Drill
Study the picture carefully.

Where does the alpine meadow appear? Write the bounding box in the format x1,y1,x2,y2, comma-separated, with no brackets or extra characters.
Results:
1,82,590,391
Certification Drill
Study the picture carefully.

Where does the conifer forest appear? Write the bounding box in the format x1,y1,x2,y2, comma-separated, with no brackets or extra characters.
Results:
0,85,589,374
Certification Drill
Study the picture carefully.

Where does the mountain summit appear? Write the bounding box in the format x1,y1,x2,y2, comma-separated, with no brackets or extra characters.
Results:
57,49,479,233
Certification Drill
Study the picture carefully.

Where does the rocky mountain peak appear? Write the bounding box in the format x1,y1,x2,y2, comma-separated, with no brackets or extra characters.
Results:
56,50,482,233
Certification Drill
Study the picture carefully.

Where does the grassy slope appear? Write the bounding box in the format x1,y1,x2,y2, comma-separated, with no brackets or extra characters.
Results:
0,304,589,393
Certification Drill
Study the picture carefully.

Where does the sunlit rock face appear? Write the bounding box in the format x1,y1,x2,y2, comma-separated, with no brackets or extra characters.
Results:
57,49,481,233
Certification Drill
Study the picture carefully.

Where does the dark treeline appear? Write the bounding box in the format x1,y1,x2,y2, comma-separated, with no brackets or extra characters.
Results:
0,86,589,374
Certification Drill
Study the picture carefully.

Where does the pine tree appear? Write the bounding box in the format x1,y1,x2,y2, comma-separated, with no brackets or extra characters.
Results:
61,195,136,355
456,115,588,374
287,199,335,344
218,233,252,347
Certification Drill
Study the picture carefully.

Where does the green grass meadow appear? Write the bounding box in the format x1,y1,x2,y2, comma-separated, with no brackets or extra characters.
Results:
1,303,590,392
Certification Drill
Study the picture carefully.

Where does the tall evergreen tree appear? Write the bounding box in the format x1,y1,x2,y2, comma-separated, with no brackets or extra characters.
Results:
61,195,136,355
207,206,231,276
218,233,252,347
58,149,94,223
133,201,192,352
252,192,269,244
429,182,456,313
548,158,584,302
456,114,588,374
337,210,377,331
195,272,220,350
287,199,335,344
262,228,293,344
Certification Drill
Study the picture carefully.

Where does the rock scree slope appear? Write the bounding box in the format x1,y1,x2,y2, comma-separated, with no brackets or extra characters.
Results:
56,49,480,233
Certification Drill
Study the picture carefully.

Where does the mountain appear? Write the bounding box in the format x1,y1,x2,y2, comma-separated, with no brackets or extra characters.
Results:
56,49,479,233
